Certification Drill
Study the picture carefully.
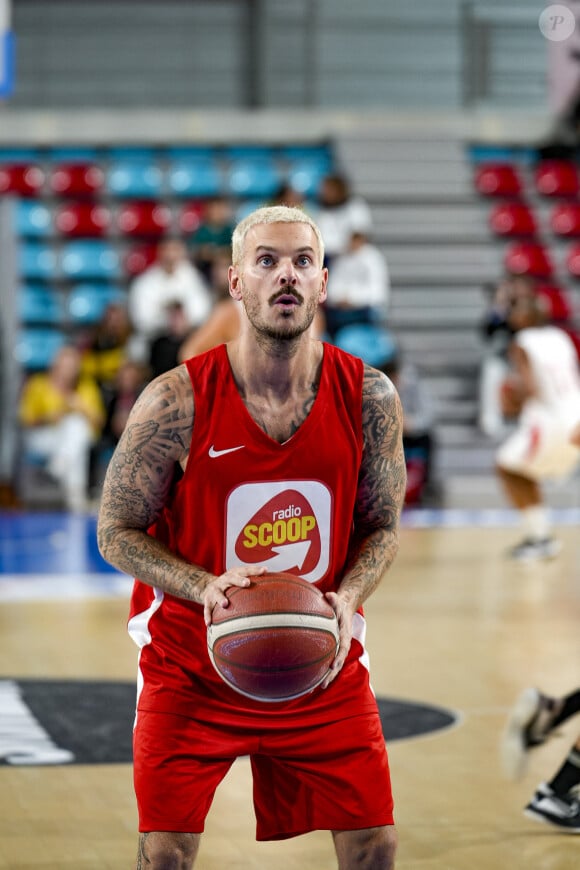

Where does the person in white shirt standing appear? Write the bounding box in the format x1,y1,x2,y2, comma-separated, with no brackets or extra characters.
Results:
496,294,580,560
128,238,212,362
324,231,390,338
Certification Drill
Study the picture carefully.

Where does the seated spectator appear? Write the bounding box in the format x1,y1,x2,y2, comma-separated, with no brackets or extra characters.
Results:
333,324,437,506
314,173,373,264
190,196,234,279
271,182,305,209
149,300,193,378
90,359,149,493
324,231,390,338
380,351,438,506
18,345,105,512
96,359,149,456
80,301,133,393
128,237,212,362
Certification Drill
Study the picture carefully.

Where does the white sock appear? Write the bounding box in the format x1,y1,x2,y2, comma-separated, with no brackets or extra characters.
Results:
522,505,550,540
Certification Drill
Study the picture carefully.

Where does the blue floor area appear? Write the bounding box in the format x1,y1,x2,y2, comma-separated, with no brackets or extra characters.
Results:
0,511,115,575
2,506,580,580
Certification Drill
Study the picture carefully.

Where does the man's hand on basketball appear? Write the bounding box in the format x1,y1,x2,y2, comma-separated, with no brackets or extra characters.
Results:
321,590,356,689
202,565,267,626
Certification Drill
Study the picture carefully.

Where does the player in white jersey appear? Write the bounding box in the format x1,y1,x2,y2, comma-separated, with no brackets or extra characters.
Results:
496,294,580,560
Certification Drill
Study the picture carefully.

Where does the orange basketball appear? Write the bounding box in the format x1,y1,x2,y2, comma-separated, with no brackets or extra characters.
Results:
207,572,339,703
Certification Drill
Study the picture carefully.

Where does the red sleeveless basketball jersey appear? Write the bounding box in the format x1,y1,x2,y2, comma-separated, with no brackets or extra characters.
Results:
128,342,380,727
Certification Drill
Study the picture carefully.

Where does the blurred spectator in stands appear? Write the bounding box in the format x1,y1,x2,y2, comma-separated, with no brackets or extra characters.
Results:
80,301,133,394
18,345,105,512
333,323,438,505
324,230,390,338
380,349,438,506
314,173,373,264
149,300,193,378
271,182,305,209
128,237,211,362
190,196,234,279
90,359,149,494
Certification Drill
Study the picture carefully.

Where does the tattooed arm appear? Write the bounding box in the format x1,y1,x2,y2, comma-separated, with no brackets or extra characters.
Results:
97,366,264,614
323,364,406,685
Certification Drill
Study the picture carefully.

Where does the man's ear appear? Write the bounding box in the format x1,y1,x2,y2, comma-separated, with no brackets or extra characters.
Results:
229,265,242,300
318,267,329,304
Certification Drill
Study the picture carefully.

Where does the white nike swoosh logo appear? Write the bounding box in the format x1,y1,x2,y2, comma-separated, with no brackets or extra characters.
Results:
208,444,245,458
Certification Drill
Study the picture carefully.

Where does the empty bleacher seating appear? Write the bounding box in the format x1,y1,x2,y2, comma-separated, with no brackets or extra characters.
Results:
488,201,537,238
55,202,112,236
60,240,121,281
534,159,579,198
474,163,522,197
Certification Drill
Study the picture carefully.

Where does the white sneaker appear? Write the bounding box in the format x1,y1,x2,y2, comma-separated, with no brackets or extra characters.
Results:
507,537,562,562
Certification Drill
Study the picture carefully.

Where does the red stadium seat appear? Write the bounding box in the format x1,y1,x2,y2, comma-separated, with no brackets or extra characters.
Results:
535,283,573,322
177,201,205,234
55,202,112,237
488,202,537,237
0,164,45,196
534,160,579,197
549,203,580,236
49,163,105,197
565,243,580,278
123,242,159,276
504,242,554,278
474,163,522,197
116,201,173,236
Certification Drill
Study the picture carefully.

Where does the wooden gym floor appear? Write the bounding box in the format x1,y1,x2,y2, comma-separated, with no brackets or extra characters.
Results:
0,509,579,870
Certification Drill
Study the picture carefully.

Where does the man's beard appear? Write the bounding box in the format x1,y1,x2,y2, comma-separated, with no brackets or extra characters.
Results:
240,282,318,343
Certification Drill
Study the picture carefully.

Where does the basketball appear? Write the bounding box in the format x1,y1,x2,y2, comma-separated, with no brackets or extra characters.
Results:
207,572,339,703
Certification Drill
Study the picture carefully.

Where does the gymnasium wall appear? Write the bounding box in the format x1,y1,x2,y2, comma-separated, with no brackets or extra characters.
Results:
4,0,547,112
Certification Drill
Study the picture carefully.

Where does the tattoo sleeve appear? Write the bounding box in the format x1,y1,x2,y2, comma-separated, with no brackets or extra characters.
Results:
339,365,407,609
96,367,212,603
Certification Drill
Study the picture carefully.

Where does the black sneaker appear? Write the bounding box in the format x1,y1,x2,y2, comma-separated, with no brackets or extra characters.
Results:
507,537,561,562
501,688,557,780
525,784,580,832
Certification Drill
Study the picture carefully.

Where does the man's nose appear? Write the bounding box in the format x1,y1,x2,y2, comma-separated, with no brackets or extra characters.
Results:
279,261,297,284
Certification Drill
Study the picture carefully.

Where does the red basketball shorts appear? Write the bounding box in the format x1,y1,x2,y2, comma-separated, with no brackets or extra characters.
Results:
133,709,395,840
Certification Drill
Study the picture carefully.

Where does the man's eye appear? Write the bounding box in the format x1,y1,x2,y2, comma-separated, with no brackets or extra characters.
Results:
259,256,274,266
297,256,311,266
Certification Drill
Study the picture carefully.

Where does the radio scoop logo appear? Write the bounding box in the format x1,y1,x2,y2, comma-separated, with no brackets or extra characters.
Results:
235,489,321,575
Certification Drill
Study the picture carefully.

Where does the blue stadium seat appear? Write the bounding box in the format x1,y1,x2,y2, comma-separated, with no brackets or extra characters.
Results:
333,324,397,368
19,243,57,280
279,145,333,163
165,145,218,160
60,241,121,280
48,146,101,163
0,147,42,163
15,329,66,370
235,199,267,222
67,284,125,324
224,145,276,161
106,160,164,198
107,146,158,161
15,201,52,237
19,285,62,325
226,158,281,198
166,158,223,197
286,157,332,196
